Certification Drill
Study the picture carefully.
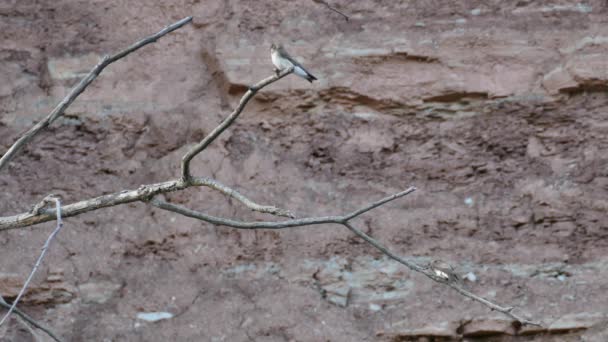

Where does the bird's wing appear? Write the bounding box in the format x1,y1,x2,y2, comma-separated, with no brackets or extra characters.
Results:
283,52,311,74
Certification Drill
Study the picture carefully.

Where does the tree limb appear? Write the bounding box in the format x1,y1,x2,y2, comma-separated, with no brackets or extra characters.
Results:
0,177,292,231
149,187,416,229
180,66,294,181
149,187,539,326
312,0,350,21
0,16,193,173
342,222,541,326
0,179,188,231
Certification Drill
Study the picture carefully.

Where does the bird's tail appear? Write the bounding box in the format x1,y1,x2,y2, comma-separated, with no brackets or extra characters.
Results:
307,73,318,83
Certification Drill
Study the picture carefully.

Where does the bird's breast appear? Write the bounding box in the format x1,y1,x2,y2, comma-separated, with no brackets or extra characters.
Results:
271,52,293,70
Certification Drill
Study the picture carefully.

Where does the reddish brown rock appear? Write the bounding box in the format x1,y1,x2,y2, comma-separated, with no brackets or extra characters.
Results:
2,1,608,341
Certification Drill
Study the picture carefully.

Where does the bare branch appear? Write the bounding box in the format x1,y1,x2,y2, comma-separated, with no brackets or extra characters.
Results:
448,283,540,326
313,0,350,21
150,189,539,326
180,67,294,181
343,187,417,221
341,221,424,272
16,317,41,342
202,178,295,218
0,19,541,328
342,222,541,326
152,198,338,228
0,296,64,342
0,177,293,231
0,16,193,173
149,187,416,229
0,179,189,231
0,198,64,327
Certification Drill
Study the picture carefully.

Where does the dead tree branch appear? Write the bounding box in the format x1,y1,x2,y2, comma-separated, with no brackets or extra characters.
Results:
0,17,540,327
341,222,540,326
0,296,63,342
202,178,295,218
1,179,188,231
313,0,350,21
150,192,539,326
180,66,294,181
0,177,291,231
149,187,417,229
0,16,193,173
0,197,63,327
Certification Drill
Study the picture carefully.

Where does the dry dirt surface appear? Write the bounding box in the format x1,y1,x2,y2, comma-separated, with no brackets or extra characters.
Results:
1,0,608,341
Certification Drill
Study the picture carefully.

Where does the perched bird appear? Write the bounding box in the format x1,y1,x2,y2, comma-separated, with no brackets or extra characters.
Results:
270,43,317,83
429,260,461,283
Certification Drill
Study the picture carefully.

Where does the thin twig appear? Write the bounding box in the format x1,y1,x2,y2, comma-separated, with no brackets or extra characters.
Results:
0,16,193,173
448,282,540,326
0,296,64,342
341,221,424,272
313,0,349,21
201,177,296,218
343,188,417,221
180,67,294,181
342,222,541,326
0,198,63,327
17,316,42,342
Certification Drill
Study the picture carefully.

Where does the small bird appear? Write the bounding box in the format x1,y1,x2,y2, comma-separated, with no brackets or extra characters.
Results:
270,43,317,83
429,260,461,283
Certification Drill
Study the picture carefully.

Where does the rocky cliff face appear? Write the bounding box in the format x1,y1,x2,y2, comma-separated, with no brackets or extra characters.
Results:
1,1,608,341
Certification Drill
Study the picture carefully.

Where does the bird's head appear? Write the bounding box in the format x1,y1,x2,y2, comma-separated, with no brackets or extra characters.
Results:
270,43,284,53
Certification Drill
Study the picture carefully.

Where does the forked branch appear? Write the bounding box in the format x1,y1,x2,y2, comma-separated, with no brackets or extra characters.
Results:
313,0,350,21
150,189,539,326
0,177,291,231
0,17,540,331
180,66,294,181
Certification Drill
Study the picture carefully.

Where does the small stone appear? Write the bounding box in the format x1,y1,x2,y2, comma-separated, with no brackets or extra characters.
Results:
46,274,63,283
388,321,458,340
464,272,477,282
136,312,174,322
369,303,382,312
